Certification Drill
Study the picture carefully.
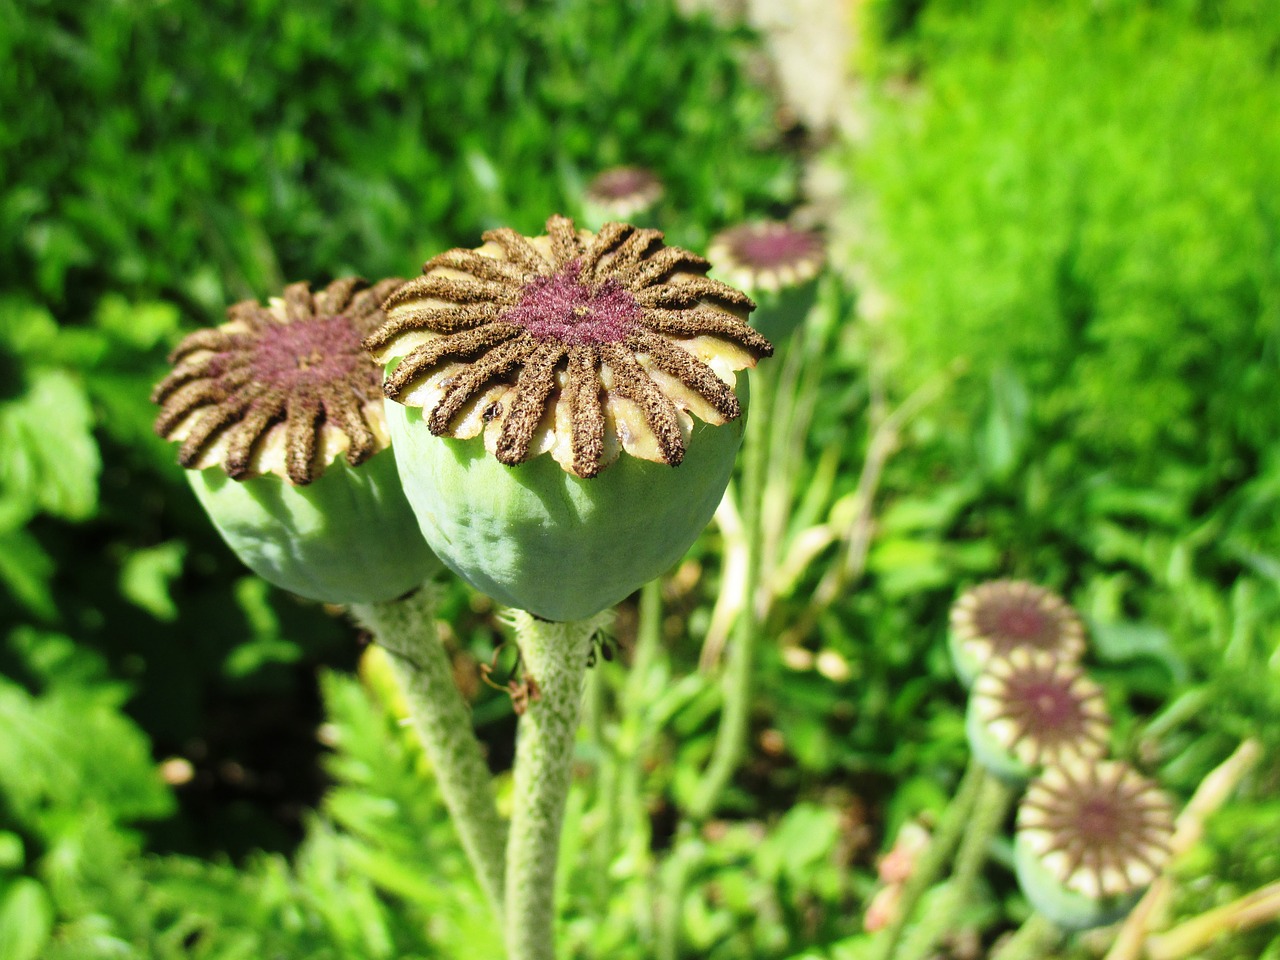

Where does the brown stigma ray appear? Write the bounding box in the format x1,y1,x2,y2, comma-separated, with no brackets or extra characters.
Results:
152,277,403,486
496,342,567,465
384,324,525,401
426,335,537,433
564,344,606,477
367,214,773,478
628,330,740,421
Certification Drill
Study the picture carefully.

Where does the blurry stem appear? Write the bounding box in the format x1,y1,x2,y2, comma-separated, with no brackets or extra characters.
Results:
662,375,769,955
896,771,1015,960
504,611,604,960
619,579,664,858
786,368,952,647
760,333,819,609
587,578,667,925
872,757,984,960
585,663,615,912
688,365,770,822
619,578,666,941
351,587,507,919
1106,738,1263,960
1140,687,1213,745
817,370,948,603
990,912,1061,960
698,488,746,671
657,823,701,960
1145,881,1280,960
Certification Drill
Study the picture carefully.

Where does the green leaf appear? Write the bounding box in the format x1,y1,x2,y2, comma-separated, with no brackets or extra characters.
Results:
0,522,55,618
119,541,186,622
0,878,54,960
221,578,302,678
93,295,181,352
0,367,100,521
0,832,24,870
1090,620,1188,683
0,657,173,836
755,803,841,885
0,297,59,357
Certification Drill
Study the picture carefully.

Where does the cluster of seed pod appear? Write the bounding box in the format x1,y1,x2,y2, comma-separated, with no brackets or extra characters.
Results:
949,579,1177,930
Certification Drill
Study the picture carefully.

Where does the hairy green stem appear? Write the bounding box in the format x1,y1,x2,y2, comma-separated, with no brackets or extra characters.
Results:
689,371,770,821
504,611,604,960
991,912,1062,960
657,823,700,960
619,578,663,860
897,770,1016,960
585,662,619,916
351,587,507,918
872,757,985,960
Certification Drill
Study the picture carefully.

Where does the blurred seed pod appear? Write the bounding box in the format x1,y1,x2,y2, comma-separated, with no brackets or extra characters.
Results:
1015,760,1175,930
708,220,825,343
966,648,1111,783
949,579,1086,687
581,166,664,230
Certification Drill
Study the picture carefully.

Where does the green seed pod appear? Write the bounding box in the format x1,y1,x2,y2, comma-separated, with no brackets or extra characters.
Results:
366,215,773,621
1015,760,1174,931
580,166,664,232
948,579,1086,687
708,220,825,343
152,278,441,604
966,649,1111,784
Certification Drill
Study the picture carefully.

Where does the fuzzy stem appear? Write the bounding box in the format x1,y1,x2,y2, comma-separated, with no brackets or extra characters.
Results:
619,578,664,863
657,822,700,960
1146,880,1280,960
351,588,507,918
990,912,1062,960
871,757,985,960
1105,737,1262,960
504,611,603,960
689,372,770,821
896,770,1016,960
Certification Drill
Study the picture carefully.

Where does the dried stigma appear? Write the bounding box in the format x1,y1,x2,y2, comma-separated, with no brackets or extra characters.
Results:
152,278,441,604
154,278,402,485
365,214,773,479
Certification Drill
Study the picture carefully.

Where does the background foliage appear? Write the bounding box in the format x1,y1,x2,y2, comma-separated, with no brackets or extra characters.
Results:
1,0,1278,956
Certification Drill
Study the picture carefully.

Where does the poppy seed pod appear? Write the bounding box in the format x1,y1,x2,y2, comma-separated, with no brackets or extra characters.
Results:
708,220,825,343
152,278,441,604
1015,760,1174,930
966,649,1111,783
949,579,1086,687
367,215,772,621
581,166,664,230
